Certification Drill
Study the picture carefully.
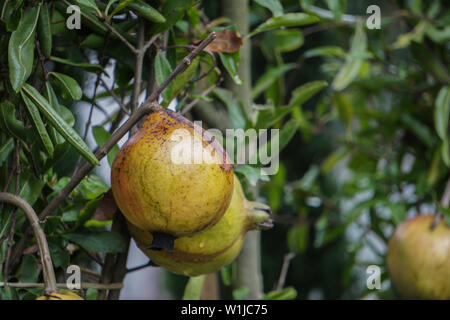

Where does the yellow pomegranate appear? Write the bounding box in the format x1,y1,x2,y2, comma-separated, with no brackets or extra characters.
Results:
36,291,84,300
387,214,450,299
111,108,234,237
128,175,273,276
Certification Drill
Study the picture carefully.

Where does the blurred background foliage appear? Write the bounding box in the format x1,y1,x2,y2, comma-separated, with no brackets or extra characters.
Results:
0,0,449,300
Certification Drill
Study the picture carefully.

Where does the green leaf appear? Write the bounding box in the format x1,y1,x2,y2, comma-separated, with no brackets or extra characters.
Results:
155,53,173,104
213,88,246,129
325,0,346,21
49,56,104,73
0,101,29,145
6,172,45,206
401,114,434,148
235,165,270,186
434,86,450,142
153,0,193,34
21,84,100,166
252,64,294,99
105,0,120,16
264,287,297,300
441,140,450,167
254,0,283,16
0,138,14,167
321,147,349,174
273,29,304,52
50,72,83,100
77,197,102,227
278,118,300,151
76,175,109,200
426,25,450,44
128,0,165,23
16,255,38,283
20,91,54,157
77,0,102,17
332,22,367,91
92,126,119,167
8,6,40,91
232,287,249,300
182,276,205,300
249,13,319,37
170,57,200,101
219,52,242,85
37,3,52,57
85,288,99,300
304,46,346,58
288,224,308,253
63,231,127,253
220,264,233,286
393,21,428,49
289,81,328,107
107,0,133,20
434,87,450,166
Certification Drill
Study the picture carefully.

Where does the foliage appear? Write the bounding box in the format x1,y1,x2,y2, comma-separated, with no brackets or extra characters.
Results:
0,0,449,300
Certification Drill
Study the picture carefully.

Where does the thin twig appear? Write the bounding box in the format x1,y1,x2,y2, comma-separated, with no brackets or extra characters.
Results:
126,260,154,273
181,81,221,115
103,21,137,54
275,252,296,291
130,22,146,135
99,78,129,116
0,193,58,294
0,282,123,290
79,267,101,281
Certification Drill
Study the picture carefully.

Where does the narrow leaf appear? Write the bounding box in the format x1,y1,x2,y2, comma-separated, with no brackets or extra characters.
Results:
21,84,99,166
0,138,14,167
332,22,367,91
63,231,126,253
50,56,104,73
434,86,450,141
213,88,246,129
289,81,328,106
50,72,83,100
37,3,52,56
219,52,242,85
254,0,283,16
252,64,294,99
20,91,54,157
128,0,165,23
154,53,173,104
249,13,319,37
8,6,40,91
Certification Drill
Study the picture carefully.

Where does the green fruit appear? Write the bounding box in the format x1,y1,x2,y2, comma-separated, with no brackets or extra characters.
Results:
128,175,273,276
111,108,234,237
387,214,450,299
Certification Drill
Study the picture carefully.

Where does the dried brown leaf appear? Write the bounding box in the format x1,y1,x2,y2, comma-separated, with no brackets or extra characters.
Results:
200,30,243,53
91,189,117,221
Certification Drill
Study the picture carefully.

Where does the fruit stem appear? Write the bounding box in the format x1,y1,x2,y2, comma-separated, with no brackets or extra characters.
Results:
0,193,58,295
246,201,274,230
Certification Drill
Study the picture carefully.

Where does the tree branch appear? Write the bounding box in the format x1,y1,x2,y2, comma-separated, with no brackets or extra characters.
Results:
0,282,123,290
0,193,57,294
